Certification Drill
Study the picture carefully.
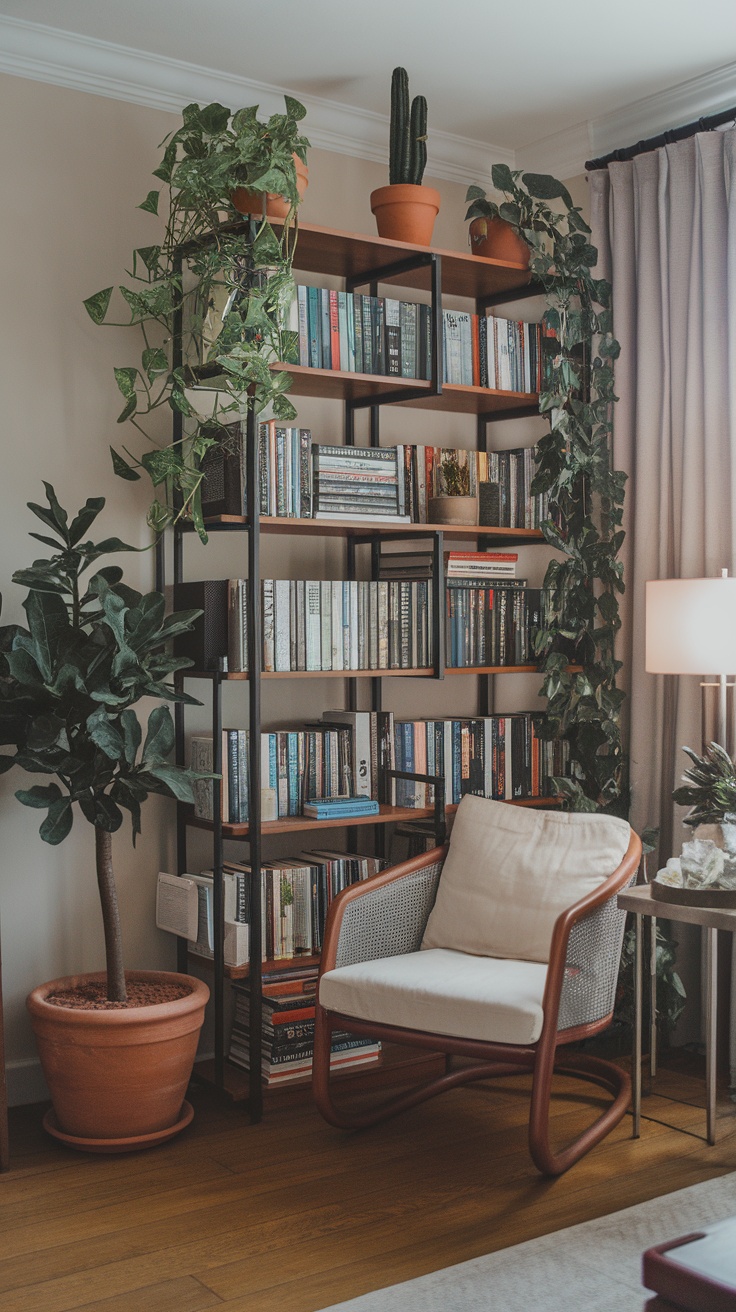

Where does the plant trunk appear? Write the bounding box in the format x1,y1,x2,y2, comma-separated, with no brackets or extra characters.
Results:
95,827,127,1003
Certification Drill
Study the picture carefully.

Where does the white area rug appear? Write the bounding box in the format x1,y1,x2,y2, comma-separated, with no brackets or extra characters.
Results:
319,1171,736,1311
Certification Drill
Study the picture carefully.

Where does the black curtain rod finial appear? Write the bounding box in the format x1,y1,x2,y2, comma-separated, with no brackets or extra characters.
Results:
585,102,736,172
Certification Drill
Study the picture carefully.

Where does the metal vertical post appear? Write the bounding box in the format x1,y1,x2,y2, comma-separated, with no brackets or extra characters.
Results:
211,669,224,1088
245,400,263,1124
649,915,658,1080
173,524,189,975
633,913,643,1138
704,925,718,1145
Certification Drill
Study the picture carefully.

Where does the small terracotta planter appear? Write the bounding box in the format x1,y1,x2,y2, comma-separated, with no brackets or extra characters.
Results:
469,217,530,267
232,155,308,220
27,970,209,1151
370,184,441,246
427,495,478,526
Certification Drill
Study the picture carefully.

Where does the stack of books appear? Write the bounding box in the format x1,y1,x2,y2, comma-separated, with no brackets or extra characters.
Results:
442,312,542,392
229,977,381,1083
190,711,396,822
312,444,408,522
446,584,547,668
302,797,379,819
393,715,570,807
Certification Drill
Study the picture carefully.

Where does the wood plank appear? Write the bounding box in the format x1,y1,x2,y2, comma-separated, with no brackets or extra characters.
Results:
195,516,546,542
74,1276,222,1312
4,1057,736,1312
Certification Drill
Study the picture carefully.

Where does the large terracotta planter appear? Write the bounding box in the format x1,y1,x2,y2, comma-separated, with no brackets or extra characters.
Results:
232,155,308,219
27,970,209,1150
370,184,441,246
469,217,530,267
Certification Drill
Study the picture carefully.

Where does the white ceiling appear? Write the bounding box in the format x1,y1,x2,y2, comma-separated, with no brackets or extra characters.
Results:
3,1,736,180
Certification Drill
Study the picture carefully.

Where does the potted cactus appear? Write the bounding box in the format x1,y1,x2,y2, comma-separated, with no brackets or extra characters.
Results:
370,67,440,246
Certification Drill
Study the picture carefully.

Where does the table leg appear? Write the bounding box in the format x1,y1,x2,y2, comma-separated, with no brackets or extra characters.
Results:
704,926,718,1146
633,913,643,1138
650,914,658,1080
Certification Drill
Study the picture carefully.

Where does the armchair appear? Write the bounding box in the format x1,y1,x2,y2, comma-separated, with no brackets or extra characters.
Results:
313,797,642,1176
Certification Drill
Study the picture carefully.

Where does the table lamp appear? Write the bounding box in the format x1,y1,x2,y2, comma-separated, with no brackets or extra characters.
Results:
645,570,736,753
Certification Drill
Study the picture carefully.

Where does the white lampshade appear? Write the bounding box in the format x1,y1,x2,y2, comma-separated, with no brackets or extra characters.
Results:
646,577,736,675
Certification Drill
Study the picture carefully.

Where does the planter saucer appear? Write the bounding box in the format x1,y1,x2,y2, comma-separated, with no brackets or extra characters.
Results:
42,1099,194,1154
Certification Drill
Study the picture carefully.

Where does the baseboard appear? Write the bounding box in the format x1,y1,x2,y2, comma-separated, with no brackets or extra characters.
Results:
6,1058,49,1107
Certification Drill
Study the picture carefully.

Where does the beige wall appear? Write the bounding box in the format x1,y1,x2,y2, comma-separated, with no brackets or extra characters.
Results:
1,72,565,1102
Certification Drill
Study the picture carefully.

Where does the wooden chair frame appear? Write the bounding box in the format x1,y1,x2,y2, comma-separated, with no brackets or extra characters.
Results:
313,831,642,1175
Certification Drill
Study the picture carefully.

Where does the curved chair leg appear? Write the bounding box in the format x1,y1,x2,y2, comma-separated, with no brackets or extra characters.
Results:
528,1048,631,1176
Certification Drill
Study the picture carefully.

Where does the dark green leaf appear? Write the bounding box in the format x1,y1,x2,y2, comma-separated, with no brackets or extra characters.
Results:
39,796,73,844
110,447,141,481
68,497,105,547
147,763,196,802
16,783,63,809
142,704,175,762
138,189,160,215
83,287,113,324
87,708,124,759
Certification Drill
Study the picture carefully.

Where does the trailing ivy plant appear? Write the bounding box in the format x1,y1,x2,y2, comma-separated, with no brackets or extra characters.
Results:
466,168,626,813
84,99,309,542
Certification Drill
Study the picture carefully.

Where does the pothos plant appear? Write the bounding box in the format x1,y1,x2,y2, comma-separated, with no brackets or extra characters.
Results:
0,485,207,1003
466,167,626,814
84,98,309,542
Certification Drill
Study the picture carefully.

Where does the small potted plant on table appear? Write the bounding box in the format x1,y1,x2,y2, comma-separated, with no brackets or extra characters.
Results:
0,485,210,1151
370,67,440,246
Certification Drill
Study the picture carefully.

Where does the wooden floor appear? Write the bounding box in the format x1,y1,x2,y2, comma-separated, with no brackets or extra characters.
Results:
3,1057,736,1312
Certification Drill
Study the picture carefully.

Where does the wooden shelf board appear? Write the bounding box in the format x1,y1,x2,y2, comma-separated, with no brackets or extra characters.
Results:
194,516,547,542
184,795,562,839
189,952,321,981
184,664,555,681
190,362,539,416
193,1043,447,1105
182,217,533,300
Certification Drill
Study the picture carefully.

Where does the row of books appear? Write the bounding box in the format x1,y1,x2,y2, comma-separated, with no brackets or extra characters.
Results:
446,583,548,668
227,577,435,674
201,426,549,532
189,851,385,960
393,715,570,807
291,285,544,392
190,710,395,822
229,977,380,1083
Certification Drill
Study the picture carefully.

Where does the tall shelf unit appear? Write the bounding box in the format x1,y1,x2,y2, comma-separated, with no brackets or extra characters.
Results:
161,219,554,1123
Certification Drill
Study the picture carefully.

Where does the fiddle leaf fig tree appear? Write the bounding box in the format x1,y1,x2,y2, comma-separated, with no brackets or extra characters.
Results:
84,98,309,542
0,485,209,1003
466,167,626,813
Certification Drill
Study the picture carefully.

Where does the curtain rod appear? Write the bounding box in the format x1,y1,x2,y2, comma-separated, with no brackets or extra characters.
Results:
585,103,736,171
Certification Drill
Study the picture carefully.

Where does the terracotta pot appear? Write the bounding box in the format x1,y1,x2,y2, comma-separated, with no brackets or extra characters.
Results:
232,155,308,219
27,970,209,1149
469,217,530,267
427,495,478,526
370,184,441,246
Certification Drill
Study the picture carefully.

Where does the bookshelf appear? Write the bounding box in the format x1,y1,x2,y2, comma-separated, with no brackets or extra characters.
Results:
162,217,554,1121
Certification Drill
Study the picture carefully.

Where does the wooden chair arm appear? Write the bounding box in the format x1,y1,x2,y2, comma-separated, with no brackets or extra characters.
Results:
320,845,448,975
541,828,642,1037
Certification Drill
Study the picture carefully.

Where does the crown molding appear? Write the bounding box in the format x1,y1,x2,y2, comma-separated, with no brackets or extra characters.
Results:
0,15,512,186
515,121,592,182
2,14,735,185
589,59,736,161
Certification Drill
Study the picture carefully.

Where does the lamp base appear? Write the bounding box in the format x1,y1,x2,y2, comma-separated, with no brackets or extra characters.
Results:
701,679,736,756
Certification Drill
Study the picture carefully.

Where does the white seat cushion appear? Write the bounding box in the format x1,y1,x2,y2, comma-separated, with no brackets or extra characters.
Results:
319,948,548,1045
421,795,631,964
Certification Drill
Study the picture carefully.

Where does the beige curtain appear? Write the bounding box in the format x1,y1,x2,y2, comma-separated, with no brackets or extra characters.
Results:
590,131,736,1058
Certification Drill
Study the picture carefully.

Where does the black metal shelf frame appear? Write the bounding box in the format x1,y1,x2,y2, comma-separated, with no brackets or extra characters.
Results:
157,227,544,1124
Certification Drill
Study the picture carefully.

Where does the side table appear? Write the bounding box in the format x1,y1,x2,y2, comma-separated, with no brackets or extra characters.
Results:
618,883,734,1146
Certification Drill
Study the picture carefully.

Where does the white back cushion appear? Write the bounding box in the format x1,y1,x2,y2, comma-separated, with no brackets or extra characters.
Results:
421,795,631,964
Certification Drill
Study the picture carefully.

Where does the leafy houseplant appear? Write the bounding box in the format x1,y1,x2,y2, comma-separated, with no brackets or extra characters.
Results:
464,184,531,266
370,67,440,246
464,166,627,816
0,485,211,1146
84,98,309,543
428,453,477,525
672,742,736,828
